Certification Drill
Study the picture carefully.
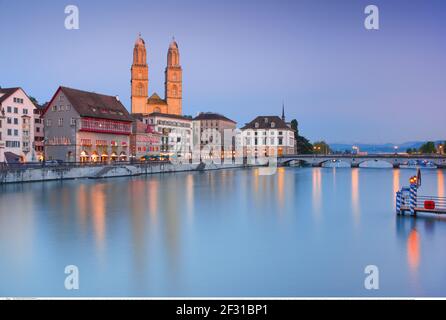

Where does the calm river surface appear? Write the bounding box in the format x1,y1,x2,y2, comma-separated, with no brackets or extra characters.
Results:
1,167,446,297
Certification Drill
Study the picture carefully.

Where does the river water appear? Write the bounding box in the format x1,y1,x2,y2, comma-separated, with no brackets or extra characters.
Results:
1,167,445,297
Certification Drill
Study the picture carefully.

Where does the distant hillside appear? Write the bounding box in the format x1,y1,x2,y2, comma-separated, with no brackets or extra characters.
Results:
330,141,444,153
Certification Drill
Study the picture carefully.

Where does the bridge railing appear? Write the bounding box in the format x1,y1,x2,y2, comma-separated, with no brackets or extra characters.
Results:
416,195,446,211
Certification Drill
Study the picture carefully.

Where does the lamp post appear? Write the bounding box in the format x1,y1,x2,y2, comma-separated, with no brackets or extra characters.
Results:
394,145,398,155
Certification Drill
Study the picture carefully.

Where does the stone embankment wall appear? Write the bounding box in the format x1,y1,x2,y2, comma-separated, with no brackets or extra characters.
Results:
0,162,247,184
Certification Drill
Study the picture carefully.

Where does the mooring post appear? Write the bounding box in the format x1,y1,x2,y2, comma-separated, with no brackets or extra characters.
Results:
396,190,402,215
409,184,418,215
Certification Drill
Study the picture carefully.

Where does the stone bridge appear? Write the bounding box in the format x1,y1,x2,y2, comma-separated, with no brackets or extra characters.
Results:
278,154,446,168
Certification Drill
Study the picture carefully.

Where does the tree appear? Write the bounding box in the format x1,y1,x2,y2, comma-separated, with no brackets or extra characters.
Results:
290,119,313,154
313,141,331,154
440,141,446,154
29,96,39,106
418,141,436,154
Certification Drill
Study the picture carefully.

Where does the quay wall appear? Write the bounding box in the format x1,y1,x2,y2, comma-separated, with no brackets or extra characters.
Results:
0,162,248,184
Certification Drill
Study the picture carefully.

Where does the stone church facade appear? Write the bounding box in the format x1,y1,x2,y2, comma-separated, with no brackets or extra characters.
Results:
131,34,182,115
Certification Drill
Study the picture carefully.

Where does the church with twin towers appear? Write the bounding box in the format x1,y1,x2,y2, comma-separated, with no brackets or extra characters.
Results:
131,34,182,115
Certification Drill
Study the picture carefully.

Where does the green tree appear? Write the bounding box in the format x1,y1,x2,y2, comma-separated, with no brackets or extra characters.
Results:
313,141,331,154
418,141,436,154
290,119,313,154
441,141,446,154
29,96,39,106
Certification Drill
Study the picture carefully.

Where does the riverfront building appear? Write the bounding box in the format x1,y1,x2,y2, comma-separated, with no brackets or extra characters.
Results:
136,112,193,160
43,86,134,162
241,115,295,157
130,113,162,160
0,87,37,163
33,102,46,161
192,112,237,159
131,35,183,115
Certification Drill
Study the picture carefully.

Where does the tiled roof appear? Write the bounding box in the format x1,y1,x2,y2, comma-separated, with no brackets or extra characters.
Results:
148,112,192,121
241,116,292,130
193,112,236,124
0,87,20,104
47,86,134,122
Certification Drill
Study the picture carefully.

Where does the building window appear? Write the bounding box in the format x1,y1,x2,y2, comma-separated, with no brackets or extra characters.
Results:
23,118,28,125
270,138,275,145
6,141,20,148
58,118,64,126
36,127,41,133
70,118,76,126
13,107,18,114
23,109,28,115
46,119,52,127
7,118,12,124
255,122,259,128
278,137,283,145
14,118,18,125
7,129,12,136
59,105,64,111
14,129,18,136
271,122,275,128
7,106,12,113
52,105,57,112
66,105,71,111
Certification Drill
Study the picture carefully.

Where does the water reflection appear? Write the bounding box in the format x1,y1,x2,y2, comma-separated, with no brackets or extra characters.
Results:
393,169,400,206
91,183,106,252
277,167,285,209
312,168,322,219
438,170,444,198
2,168,446,297
407,229,420,271
351,169,360,226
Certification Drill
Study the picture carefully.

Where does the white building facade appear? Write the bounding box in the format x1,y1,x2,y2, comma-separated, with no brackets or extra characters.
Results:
138,112,193,160
241,116,295,157
0,87,37,163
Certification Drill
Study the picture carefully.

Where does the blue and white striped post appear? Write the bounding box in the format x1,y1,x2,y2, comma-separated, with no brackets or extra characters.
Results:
410,184,418,215
396,190,402,215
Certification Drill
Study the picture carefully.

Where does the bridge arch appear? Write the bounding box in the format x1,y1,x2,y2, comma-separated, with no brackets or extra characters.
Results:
356,159,394,168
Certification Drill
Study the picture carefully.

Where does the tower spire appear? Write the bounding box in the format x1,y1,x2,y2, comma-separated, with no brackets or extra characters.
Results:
281,101,285,122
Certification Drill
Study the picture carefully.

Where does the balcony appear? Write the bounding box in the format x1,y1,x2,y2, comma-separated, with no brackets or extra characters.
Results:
78,117,132,135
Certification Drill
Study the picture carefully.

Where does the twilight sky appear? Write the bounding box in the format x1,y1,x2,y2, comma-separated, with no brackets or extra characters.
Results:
1,0,445,143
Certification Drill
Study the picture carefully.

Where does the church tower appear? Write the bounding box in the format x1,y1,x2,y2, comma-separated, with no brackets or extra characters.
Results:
131,34,148,114
165,39,182,115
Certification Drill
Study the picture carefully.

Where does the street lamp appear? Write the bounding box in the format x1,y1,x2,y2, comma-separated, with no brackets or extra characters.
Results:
394,145,398,155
